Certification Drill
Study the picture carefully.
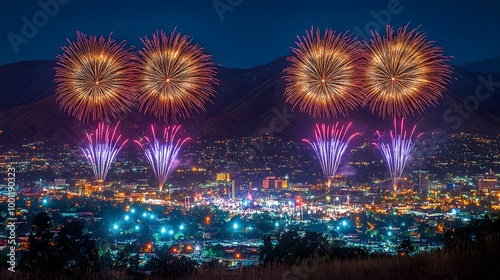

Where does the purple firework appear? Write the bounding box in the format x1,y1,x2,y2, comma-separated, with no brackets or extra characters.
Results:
374,118,422,191
303,122,360,187
135,125,190,192
82,122,128,188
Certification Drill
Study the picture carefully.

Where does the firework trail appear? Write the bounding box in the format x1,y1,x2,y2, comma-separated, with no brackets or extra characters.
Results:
82,122,128,187
374,118,422,191
284,27,364,118
55,32,136,123
136,29,218,122
135,125,190,192
362,24,452,118
303,122,360,187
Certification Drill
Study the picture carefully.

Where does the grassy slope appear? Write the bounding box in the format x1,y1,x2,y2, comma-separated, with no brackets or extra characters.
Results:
2,236,499,280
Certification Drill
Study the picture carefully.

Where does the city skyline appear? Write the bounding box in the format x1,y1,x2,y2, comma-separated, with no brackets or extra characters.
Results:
1,1,500,279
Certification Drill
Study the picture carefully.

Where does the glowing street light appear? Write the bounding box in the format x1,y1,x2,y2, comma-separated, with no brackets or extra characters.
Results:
113,224,118,230
233,223,239,230
161,227,166,233
124,215,129,221
180,224,185,230
135,225,140,230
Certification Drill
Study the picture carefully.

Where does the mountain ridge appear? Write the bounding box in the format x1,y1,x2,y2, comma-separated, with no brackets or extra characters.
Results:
0,57,500,143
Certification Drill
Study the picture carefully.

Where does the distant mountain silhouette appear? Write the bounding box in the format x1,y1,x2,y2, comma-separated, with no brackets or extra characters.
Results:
0,58,500,143
462,56,500,75
0,60,57,111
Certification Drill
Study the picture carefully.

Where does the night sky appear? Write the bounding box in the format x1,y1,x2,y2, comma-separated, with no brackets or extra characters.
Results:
2,0,499,69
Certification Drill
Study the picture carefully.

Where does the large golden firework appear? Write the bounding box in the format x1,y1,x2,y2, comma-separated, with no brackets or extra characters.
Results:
362,25,452,118
136,30,218,122
55,32,136,123
284,28,364,118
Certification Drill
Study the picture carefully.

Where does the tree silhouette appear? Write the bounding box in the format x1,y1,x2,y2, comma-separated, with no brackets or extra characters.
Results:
145,245,197,278
398,238,416,256
259,230,331,265
18,212,59,275
18,212,98,277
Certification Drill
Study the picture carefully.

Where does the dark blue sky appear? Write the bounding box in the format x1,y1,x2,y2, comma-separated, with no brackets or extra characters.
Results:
2,0,499,68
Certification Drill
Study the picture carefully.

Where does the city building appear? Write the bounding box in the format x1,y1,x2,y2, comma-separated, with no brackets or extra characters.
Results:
262,176,288,189
216,173,231,182
413,170,429,191
478,171,497,191
328,175,347,187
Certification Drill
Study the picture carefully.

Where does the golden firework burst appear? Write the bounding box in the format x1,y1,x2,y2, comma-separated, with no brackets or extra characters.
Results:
284,27,364,118
136,29,218,122
55,32,136,123
362,25,452,118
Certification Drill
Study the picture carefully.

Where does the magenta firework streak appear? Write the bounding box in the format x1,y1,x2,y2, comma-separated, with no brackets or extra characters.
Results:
374,118,422,191
303,123,360,185
135,125,190,192
82,122,128,184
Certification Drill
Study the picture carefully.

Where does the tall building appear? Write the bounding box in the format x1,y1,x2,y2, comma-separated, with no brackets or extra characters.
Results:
328,175,347,187
413,170,429,191
216,173,231,182
138,178,149,187
478,171,497,191
262,176,288,189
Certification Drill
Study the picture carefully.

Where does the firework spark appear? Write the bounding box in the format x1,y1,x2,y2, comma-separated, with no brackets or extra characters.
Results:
303,122,360,187
374,118,422,191
55,32,136,123
82,122,128,188
136,30,218,122
135,125,190,192
284,27,364,118
362,25,452,118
